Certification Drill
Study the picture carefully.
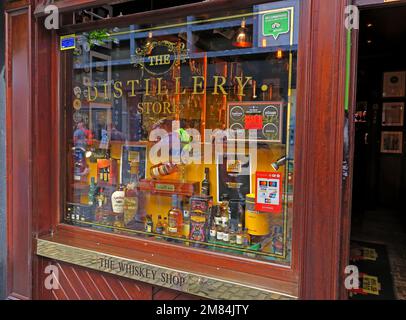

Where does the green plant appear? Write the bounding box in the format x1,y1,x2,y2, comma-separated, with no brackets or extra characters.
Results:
88,29,110,47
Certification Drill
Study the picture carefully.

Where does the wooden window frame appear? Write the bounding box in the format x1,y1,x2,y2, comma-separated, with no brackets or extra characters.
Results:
55,0,302,288
27,0,351,300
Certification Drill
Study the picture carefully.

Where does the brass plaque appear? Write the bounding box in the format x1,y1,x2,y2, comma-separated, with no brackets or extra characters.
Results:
36,238,296,300
155,183,175,192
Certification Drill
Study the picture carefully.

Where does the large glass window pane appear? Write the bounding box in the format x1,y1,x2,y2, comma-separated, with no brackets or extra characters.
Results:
64,0,299,266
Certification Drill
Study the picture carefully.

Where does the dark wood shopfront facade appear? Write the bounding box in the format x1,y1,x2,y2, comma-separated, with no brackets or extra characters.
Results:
3,0,399,300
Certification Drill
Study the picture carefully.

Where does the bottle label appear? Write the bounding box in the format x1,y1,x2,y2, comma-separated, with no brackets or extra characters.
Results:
168,227,177,233
111,190,125,214
151,167,160,178
217,232,223,240
183,225,190,237
210,229,217,237
146,225,152,233
223,233,230,242
214,217,222,225
156,226,163,234
236,235,243,245
201,186,209,196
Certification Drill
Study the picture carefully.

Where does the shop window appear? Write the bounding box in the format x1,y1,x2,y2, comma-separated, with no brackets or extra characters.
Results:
63,0,299,266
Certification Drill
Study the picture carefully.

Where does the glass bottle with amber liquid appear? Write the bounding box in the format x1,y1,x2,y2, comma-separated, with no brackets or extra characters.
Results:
236,223,244,246
220,194,230,227
182,209,191,239
243,228,251,248
162,217,168,235
155,215,164,234
145,214,153,233
168,195,183,237
150,162,178,179
201,168,210,196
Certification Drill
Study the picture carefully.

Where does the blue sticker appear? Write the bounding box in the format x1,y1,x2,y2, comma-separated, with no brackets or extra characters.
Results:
60,35,76,51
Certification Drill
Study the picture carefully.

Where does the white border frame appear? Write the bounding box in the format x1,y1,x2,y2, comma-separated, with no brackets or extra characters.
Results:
380,131,403,154
382,102,404,127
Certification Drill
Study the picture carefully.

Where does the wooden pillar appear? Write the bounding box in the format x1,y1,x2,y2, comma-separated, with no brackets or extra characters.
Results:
5,0,33,300
0,0,7,301
296,0,350,299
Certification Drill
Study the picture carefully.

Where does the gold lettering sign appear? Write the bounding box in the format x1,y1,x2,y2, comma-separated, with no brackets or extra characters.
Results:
84,75,253,106
155,184,176,192
134,40,188,76
36,238,297,300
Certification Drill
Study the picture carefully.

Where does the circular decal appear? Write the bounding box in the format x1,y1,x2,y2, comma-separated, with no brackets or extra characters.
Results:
73,111,83,123
73,86,82,97
230,106,244,121
73,99,82,110
230,123,244,131
262,123,279,140
83,76,91,86
263,105,279,119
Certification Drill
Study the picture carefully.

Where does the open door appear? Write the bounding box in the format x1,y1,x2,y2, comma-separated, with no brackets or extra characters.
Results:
343,0,406,300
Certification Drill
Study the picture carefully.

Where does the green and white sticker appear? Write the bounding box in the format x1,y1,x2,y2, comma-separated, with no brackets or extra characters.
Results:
263,10,290,40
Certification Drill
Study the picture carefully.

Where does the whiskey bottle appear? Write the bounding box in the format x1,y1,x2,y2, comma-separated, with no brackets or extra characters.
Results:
162,217,168,235
145,214,153,233
99,168,104,182
213,206,222,226
229,226,237,245
236,223,244,246
182,209,191,239
201,168,210,196
223,226,230,243
123,186,138,226
220,194,230,227
209,221,217,242
88,177,97,205
106,166,110,182
167,195,183,237
216,225,224,242
155,215,164,234
97,188,106,208
150,162,178,179
111,185,125,214
242,228,251,248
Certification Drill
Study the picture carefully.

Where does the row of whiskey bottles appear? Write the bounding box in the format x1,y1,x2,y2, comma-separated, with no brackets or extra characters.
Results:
143,193,251,248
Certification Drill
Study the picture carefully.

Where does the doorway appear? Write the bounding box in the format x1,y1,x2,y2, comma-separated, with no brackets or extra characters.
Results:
350,3,406,300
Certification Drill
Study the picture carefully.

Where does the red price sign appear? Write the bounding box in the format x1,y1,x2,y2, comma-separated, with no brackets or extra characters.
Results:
245,115,263,130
